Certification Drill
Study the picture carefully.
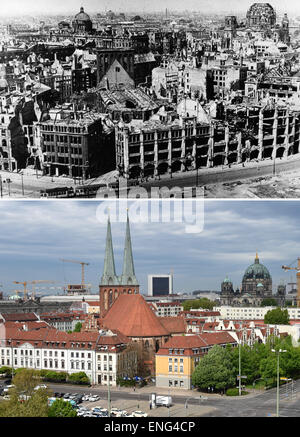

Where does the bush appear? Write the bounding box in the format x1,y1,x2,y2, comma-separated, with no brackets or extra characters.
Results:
116,377,136,387
39,369,48,378
226,388,248,396
67,372,90,385
0,366,12,376
43,371,68,383
48,398,77,417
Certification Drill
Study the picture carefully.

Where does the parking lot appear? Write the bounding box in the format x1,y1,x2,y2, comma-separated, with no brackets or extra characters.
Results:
52,392,149,417
52,391,214,417
0,380,217,417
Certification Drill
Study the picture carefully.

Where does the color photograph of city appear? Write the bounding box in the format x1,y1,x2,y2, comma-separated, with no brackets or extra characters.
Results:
0,199,299,421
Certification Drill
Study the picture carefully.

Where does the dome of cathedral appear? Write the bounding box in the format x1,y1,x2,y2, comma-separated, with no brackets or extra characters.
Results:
246,3,276,28
74,7,91,22
242,254,271,281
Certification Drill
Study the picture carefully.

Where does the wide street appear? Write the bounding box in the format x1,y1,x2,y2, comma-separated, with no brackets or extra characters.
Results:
46,379,300,417
2,154,300,198
142,154,300,193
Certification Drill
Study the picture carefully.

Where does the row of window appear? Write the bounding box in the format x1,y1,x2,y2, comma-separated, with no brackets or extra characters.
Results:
43,135,83,145
42,125,85,134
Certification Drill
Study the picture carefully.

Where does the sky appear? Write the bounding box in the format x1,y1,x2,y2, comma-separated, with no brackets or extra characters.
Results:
0,199,299,297
0,0,298,16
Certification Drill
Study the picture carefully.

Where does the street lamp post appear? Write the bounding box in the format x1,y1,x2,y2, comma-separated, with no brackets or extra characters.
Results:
20,172,24,196
271,348,287,417
184,396,207,417
238,340,241,396
107,353,111,417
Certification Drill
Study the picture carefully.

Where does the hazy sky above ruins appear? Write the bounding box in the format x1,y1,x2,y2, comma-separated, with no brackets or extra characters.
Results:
0,0,298,16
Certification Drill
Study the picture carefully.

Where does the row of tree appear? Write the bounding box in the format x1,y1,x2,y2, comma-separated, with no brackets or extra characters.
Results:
261,299,295,308
192,335,300,393
182,298,216,311
0,369,77,417
0,367,90,385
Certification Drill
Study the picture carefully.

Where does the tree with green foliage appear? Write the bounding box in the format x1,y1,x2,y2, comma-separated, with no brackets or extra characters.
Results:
48,398,77,417
73,322,82,333
0,369,51,417
0,366,12,376
183,298,215,311
42,371,68,383
230,343,263,384
67,372,90,385
261,298,278,307
264,308,290,325
192,345,235,392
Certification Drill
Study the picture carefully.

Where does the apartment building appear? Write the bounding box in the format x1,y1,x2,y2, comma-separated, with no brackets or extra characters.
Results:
0,326,137,386
215,305,300,320
155,332,237,389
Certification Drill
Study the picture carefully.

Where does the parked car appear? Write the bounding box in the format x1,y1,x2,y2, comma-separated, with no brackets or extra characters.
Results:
77,411,86,417
92,411,105,417
3,385,14,393
74,396,83,404
34,385,48,391
132,410,148,417
63,393,71,399
88,395,100,402
121,412,130,417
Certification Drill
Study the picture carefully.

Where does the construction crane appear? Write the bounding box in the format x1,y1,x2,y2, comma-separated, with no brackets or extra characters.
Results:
30,280,56,299
13,280,56,300
10,290,22,299
13,281,28,300
60,259,90,288
282,258,300,307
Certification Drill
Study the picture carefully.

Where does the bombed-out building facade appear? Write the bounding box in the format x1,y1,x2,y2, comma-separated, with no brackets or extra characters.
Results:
115,102,300,179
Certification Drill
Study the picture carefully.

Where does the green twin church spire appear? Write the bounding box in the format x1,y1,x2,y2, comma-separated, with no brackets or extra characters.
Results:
101,214,138,286
120,213,139,286
100,216,119,286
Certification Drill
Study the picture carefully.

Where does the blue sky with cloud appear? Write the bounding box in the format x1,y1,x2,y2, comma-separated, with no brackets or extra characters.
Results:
0,200,299,297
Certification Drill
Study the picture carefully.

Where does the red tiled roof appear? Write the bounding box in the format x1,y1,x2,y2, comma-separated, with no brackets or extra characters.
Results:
202,322,219,331
0,313,39,322
156,331,237,356
0,324,130,351
103,294,170,338
4,321,51,330
159,317,186,334
199,331,237,346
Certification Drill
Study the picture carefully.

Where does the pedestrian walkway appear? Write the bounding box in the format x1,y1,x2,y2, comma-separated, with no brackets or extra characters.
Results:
89,383,260,400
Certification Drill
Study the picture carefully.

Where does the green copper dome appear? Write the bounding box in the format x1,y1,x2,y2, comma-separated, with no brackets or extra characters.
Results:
223,276,232,283
242,254,271,281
